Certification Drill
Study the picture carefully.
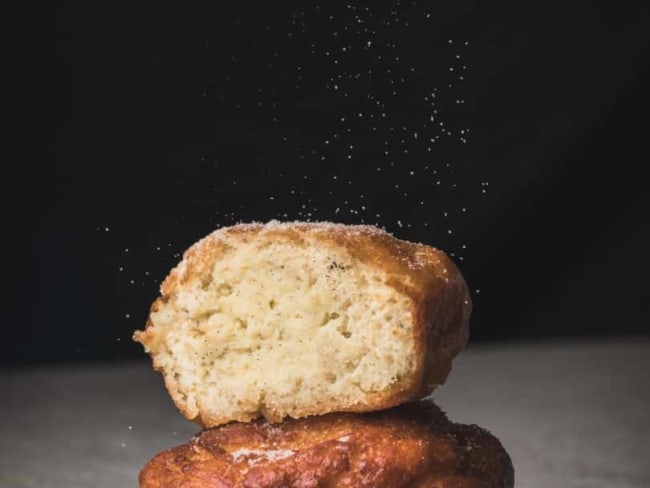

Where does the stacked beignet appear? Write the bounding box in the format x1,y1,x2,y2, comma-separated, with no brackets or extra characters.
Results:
134,221,513,487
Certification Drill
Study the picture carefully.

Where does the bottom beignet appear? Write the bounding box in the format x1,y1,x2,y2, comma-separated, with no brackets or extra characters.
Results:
139,401,513,488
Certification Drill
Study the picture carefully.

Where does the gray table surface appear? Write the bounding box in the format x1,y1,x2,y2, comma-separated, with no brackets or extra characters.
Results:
1,336,649,488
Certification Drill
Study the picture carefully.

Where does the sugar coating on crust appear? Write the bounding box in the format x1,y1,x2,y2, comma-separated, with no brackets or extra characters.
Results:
133,221,471,426
138,401,514,488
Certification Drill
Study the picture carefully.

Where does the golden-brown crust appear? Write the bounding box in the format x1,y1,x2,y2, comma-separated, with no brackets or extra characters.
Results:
139,400,513,488
133,221,471,425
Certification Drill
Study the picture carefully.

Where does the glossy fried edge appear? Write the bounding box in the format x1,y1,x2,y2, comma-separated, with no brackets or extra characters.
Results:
139,400,513,488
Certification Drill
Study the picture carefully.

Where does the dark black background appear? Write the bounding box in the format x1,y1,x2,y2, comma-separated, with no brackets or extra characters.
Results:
7,1,650,365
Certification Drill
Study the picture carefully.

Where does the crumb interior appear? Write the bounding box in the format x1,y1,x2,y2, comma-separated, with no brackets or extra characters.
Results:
148,238,416,422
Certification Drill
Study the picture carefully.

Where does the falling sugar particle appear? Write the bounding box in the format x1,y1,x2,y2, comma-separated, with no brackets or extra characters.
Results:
145,5,479,265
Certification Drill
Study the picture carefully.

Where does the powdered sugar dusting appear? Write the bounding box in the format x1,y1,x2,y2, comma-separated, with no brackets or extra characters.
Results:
125,2,478,244
230,447,295,466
